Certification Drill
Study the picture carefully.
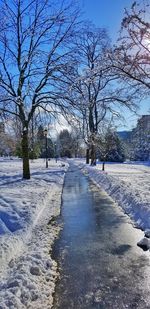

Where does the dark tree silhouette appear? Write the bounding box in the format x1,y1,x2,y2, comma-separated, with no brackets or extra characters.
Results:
0,0,80,178
113,1,150,93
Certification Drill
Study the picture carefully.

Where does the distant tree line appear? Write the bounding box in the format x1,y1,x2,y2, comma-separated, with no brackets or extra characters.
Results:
1,115,149,166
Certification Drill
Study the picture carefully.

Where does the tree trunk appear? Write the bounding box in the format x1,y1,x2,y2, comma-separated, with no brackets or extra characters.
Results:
102,161,105,171
22,128,30,179
86,148,89,164
91,144,96,166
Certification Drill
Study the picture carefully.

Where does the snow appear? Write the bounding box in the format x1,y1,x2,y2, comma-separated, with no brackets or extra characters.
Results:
0,157,149,307
0,158,68,308
73,159,150,233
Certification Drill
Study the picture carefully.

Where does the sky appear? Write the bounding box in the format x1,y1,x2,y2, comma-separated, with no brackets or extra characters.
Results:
79,0,133,42
78,0,150,131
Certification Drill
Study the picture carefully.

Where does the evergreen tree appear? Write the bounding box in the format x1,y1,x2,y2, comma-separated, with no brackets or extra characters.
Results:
58,130,73,158
36,126,54,158
98,129,126,170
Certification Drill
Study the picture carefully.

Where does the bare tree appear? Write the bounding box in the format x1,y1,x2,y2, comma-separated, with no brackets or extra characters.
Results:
0,0,80,178
0,130,16,156
112,1,150,94
65,24,138,165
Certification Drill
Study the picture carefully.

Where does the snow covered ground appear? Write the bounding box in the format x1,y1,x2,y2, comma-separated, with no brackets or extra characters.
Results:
73,159,150,234
0,157,149,307
0,158,68,308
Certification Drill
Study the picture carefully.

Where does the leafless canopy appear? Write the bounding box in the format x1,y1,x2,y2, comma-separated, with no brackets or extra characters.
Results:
0,0,80,128
64,24,138,143
113,0,150,94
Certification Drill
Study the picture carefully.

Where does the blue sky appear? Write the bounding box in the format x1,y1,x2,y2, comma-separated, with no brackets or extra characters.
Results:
79,0,150,130
79,0,133,42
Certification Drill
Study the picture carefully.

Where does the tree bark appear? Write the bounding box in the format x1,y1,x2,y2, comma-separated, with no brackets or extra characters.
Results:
102,161,105,171
86,148,90,164
22,128,30,179
91,144,96,166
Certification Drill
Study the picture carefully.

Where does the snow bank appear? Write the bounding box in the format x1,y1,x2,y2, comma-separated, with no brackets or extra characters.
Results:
0,158,68,308
73,160,150,232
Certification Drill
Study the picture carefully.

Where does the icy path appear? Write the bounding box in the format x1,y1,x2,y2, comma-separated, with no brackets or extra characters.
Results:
53,163,150,309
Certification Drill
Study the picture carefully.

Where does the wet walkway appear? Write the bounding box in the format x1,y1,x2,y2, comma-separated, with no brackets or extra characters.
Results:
52,163,150,309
